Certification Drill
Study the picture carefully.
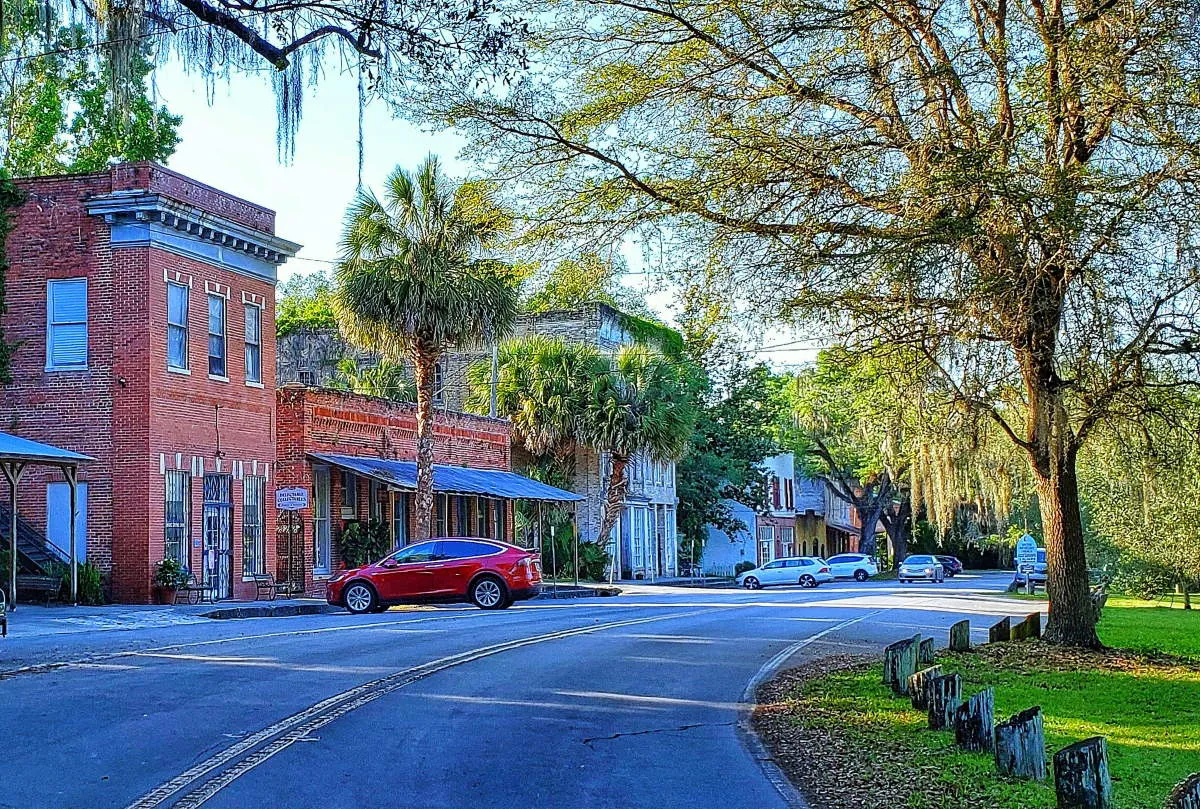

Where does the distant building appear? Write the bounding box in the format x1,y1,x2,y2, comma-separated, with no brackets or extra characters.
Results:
281,302,685,580
700,452,865,572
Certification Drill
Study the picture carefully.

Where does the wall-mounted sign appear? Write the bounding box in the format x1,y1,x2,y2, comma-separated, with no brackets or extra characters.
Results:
275,487,309,511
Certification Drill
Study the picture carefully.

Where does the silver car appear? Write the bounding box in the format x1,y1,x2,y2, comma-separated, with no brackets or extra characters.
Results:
898,554,946,583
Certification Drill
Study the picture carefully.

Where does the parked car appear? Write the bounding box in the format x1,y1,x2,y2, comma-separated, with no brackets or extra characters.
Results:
898,554,946,583
326,539,542,613
825,553,880,581
934,555,964,577
1015,548,1048,585
737,557,833,589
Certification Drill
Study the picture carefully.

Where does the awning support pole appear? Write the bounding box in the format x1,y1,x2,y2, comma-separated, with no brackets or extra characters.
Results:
550,523,557,598
573,502,579,588
65,464,78,606
2,461,26,611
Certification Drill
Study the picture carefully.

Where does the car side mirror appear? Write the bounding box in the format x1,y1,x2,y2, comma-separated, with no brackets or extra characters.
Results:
381,559,399,569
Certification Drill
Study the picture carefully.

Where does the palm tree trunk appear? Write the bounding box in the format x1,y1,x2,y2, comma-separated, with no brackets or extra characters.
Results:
412,349,437,541
597,454,628,550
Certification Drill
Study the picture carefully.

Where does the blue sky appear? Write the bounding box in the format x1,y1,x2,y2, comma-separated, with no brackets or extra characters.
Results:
153,63,819,367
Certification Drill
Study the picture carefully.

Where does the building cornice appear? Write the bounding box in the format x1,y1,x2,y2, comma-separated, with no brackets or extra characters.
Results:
85,191,302,284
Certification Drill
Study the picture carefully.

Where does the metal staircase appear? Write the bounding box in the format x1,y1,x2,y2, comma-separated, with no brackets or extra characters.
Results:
0,503,69,574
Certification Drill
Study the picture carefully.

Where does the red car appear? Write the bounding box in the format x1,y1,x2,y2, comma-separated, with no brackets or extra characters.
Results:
326,538,542,613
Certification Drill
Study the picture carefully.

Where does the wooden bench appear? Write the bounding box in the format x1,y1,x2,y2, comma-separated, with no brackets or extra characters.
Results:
16,574,61,604
174,574,214,605
249,573,295,601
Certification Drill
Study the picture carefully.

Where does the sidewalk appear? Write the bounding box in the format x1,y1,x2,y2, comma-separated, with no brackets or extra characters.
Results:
2,598,334,639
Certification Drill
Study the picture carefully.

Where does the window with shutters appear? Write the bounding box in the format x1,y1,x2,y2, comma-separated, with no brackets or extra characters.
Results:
167,282,189,371
46,279,88,370
244,303,262,384
208,294,227,378
242,475,265,576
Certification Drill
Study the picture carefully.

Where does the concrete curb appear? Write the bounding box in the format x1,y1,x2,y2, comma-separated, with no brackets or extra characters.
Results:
201,604,341,620
533,585,621,600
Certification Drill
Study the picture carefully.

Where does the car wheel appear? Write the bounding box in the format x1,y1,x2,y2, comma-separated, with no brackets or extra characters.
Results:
343,582,377,615
799,574,817,588
853,569,869,582
743,577,761,590
470,576,508,610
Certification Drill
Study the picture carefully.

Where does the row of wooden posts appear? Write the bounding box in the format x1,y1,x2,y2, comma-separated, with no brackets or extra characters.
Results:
881,614,1200,809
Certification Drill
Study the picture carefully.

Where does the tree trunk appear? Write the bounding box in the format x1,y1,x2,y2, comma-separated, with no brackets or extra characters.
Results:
596,454,628,547
881,496,911,569
1034,459,1099,647
411,349,437,542
856,501,883,557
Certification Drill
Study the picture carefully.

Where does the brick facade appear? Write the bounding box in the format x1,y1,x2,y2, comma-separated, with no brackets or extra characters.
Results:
274,386,514,596
1,163,297,602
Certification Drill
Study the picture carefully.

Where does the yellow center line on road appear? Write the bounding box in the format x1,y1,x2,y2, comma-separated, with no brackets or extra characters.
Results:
123,607,729,809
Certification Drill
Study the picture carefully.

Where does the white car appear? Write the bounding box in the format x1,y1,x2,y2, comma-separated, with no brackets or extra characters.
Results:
737,557,834,589
825,553,880,582
898,554,946,583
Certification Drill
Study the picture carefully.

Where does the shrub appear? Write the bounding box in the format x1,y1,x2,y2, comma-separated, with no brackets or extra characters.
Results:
153,557,187,589
77,563,105,605
735,561,756,576
577,541,611,582
337,520,391,568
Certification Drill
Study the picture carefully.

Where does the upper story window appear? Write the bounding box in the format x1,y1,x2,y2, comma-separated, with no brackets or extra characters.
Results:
244,304,262,384
208,294,227,378
433,361,445,405
167,282,189,371
46,279,88,371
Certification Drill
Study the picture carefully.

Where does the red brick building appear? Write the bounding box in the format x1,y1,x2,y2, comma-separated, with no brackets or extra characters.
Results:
275,386,578,597
1,163,299,602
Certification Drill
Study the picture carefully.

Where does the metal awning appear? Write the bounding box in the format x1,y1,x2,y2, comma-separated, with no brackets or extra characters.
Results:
307,453,584,502
1,431,93,608
0,432,92,465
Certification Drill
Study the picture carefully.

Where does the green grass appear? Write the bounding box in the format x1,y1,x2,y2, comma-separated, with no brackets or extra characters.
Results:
780,603,1200,809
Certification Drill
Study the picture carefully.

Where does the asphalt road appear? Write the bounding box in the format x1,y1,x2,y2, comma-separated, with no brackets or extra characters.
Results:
0,572,1030,809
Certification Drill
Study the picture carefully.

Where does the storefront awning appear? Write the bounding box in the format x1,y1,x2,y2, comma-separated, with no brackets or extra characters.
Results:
307,453,584,502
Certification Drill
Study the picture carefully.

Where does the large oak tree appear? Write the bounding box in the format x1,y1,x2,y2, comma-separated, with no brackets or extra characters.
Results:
423,0,1200,645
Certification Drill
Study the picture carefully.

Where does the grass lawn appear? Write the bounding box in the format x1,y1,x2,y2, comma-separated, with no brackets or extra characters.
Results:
754,602,1200,809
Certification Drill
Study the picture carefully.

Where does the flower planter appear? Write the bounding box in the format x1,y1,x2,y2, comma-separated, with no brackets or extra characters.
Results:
155,585,179,605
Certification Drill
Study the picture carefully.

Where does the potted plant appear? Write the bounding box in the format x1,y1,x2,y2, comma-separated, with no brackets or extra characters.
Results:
153,557,186,605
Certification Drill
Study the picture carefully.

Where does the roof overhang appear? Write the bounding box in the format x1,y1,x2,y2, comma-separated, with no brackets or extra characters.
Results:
307,453,583,502
0,431,92,467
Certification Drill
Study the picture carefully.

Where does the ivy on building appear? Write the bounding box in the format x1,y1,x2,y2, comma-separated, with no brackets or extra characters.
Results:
0,172,25,385
618,312,685,358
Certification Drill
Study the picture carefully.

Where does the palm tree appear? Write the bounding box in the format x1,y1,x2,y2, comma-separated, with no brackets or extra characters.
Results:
465,335,608,486
335,156,519,540
583,345,699,549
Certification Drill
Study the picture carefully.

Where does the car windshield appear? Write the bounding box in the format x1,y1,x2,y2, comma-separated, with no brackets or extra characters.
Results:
905,556,934,564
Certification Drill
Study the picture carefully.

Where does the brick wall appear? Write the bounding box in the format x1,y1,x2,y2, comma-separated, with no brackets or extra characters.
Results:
274,386,513,595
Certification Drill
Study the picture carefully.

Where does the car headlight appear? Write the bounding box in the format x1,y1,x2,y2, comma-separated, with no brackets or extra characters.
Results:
925,568,934,575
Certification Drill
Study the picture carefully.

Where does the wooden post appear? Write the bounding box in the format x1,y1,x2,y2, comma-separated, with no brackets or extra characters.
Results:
1166,774,1200,809
918,636,935,665
884,637,920,695
1025,612,1041,639
995,706,1047,781
927,672,962,730
954,688,995,752
949,619,971,652
1054,737,1113,809
989,616,1011,643
908,665,942,710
